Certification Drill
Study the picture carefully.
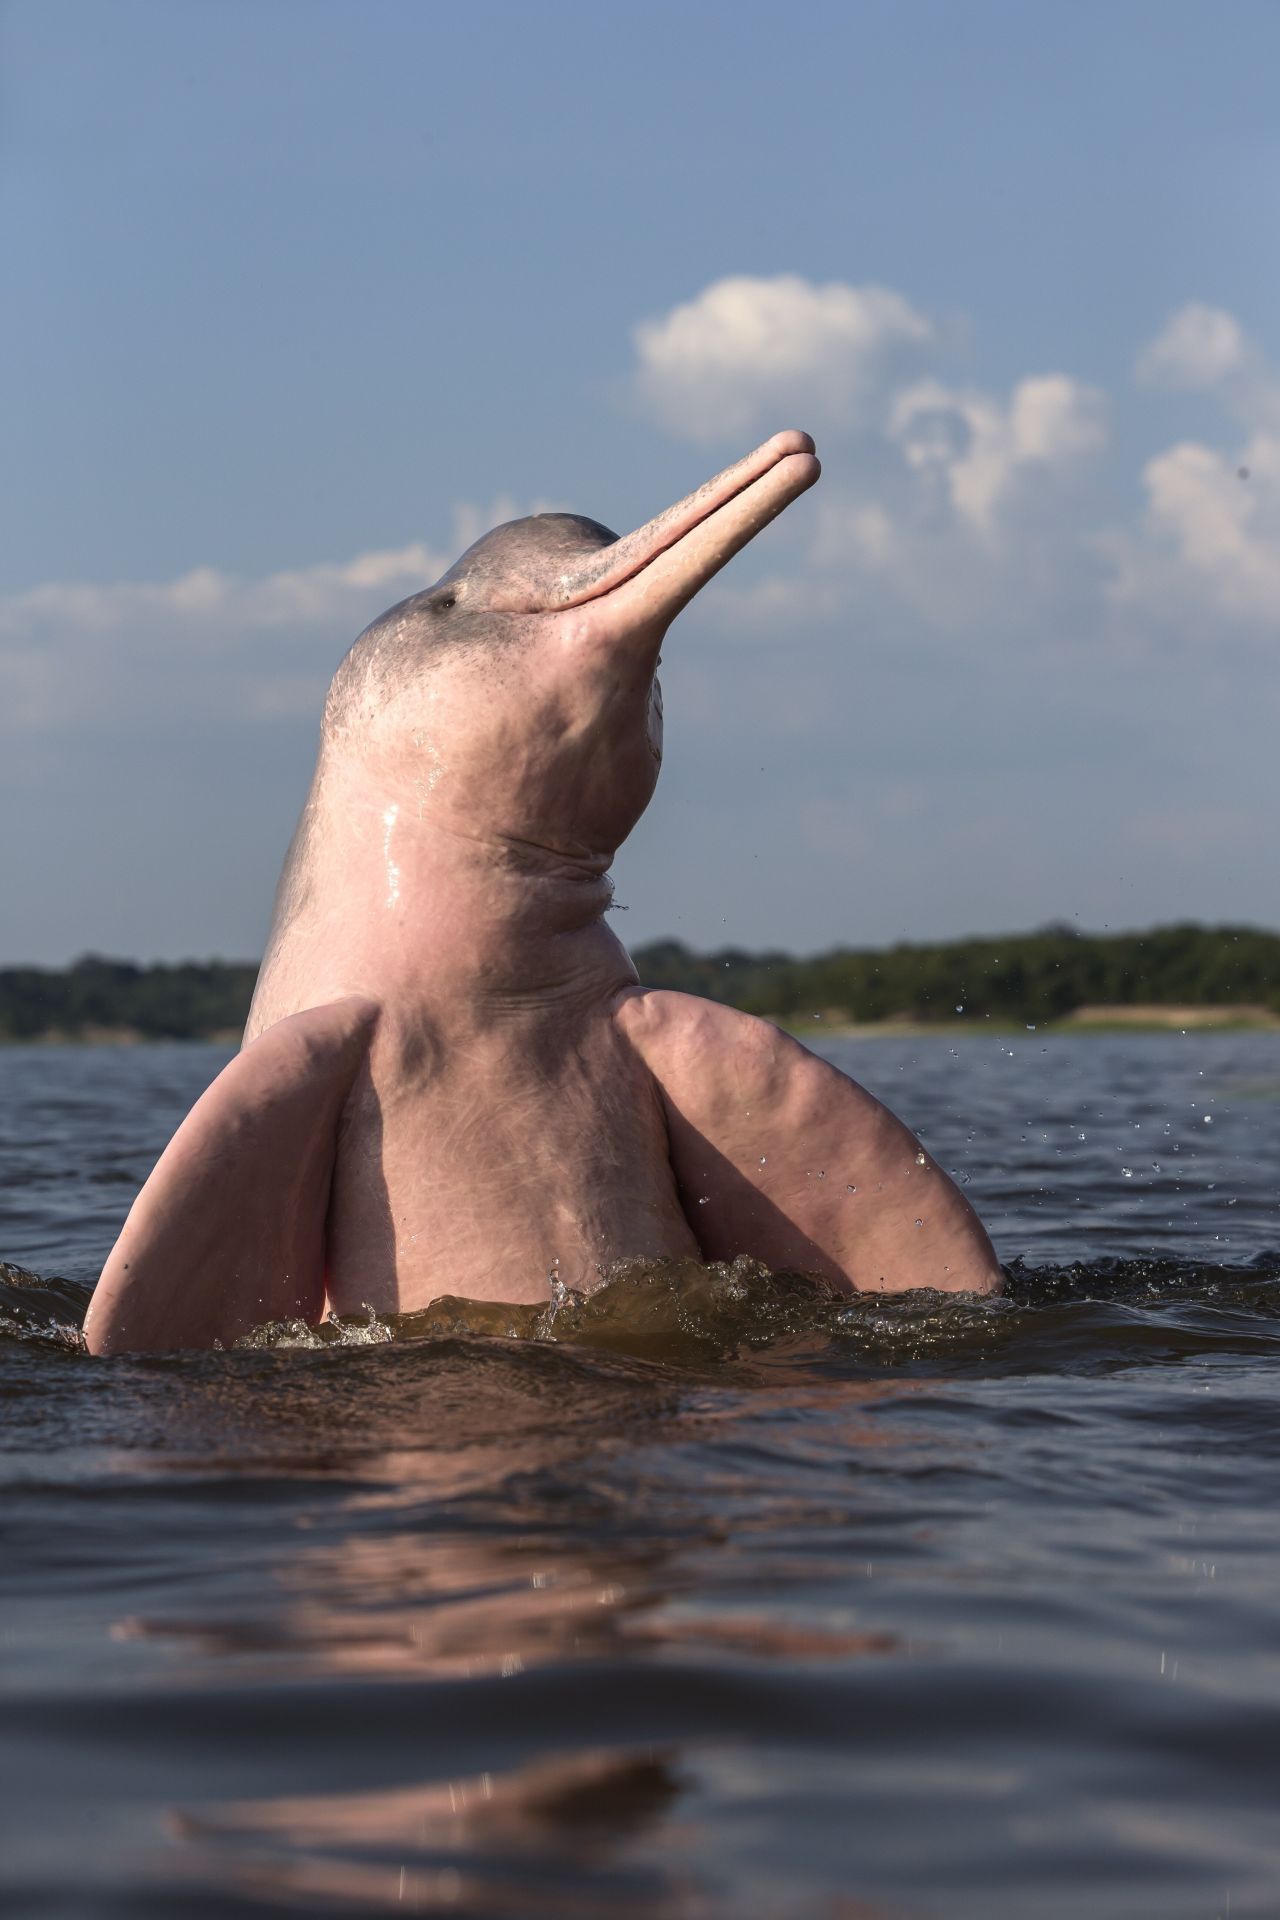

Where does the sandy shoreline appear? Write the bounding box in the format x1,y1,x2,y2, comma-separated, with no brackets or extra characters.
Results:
789,1003,1280,1038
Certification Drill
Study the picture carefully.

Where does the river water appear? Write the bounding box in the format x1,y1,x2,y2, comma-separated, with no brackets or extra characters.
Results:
2,1031,1278,1918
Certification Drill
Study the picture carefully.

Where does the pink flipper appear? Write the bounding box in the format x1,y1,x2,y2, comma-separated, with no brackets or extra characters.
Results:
616,990,1000,1295
84,998,380,1354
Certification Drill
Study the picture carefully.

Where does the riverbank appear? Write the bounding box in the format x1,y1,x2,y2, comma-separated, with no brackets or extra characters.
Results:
0,1027,242,1048
6,1005,1278,1046
4,926,1277,1043
786,1003,1280,1038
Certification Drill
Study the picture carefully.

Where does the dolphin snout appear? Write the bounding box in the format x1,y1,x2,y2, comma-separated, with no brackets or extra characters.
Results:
552,429,821,621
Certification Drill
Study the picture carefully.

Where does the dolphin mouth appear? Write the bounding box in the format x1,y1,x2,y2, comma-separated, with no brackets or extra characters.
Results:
550,430,820,623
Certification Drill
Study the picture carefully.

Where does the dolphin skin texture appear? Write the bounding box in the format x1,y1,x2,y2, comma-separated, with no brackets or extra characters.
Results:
85,432,1000,1354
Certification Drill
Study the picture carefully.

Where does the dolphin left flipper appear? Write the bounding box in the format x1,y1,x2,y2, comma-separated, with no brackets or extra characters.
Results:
615,989,1001,1296
84,997,380,1355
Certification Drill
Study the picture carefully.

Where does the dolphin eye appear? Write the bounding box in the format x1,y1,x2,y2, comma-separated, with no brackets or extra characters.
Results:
436,596,456,612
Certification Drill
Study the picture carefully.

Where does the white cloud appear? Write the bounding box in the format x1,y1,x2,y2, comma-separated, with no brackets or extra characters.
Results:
0,535,457,739
0,540,448,641
1115,430,1280,624
1111,305,1280,625
1136,302,1280,436
834,501,899,570
633,274,932,442
629,275,1112,640
634,285,1280,650
0,491,573,742
687,367,1109,642
889,372,1107,540
1136,303,1249,391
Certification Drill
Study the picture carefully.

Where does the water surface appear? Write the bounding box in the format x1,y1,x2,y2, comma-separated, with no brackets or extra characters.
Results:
2,1032,1278,1917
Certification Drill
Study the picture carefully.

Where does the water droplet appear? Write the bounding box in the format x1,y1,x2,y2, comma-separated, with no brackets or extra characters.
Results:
697,1195,710,1206
759,1155,768,1166
1078,1132,1087,1141
846,1183,857,1193
1121,1167,1134,1179
915,1150,927,1165
914,1219,923,1228
955,1004,964,1014
1203,1115,1212,1125
1026,1023,1036,1031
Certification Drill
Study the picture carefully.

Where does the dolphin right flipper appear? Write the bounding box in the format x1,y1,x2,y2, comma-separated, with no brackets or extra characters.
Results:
84,997,380,1355
616,989,1000,1295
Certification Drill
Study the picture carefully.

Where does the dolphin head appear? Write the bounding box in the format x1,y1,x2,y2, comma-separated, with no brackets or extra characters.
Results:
328,431,820,871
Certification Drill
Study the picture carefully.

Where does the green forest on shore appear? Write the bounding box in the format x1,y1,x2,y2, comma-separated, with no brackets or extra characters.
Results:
1,924,1277,1042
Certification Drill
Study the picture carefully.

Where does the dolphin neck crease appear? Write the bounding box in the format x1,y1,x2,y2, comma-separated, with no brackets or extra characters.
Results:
310,773,623,962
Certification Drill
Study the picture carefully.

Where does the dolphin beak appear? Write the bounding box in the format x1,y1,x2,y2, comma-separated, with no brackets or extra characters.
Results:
552,430,820,630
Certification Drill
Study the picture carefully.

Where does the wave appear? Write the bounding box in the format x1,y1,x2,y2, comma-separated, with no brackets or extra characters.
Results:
4,1250,1279,1376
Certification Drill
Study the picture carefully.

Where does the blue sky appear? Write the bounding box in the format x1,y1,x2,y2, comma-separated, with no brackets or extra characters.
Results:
2,0,1277,964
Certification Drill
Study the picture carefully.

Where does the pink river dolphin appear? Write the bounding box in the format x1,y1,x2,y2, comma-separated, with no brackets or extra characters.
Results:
85,430,1000,1354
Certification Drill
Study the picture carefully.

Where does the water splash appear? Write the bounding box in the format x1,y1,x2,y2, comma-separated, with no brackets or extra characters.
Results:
381,803,401,909
0,1260,88,1351
6,1251,1280,1377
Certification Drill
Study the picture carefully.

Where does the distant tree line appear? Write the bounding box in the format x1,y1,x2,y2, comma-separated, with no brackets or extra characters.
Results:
0,924,1276,1040
629,923,1280,1026
0,956,259,1040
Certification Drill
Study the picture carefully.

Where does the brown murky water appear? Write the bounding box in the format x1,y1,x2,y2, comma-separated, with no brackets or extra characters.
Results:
2,1032,1279,1917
